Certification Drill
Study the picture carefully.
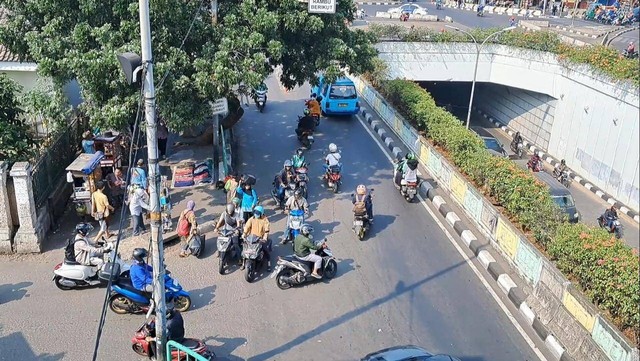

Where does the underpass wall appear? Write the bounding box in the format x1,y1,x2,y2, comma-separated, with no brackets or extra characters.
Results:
377,41,640,212
475,84,557,151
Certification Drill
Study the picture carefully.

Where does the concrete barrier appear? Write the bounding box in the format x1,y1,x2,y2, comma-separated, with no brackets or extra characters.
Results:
349,75,639,361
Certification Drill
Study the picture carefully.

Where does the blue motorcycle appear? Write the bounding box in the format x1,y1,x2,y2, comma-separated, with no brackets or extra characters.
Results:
283,209,305,245
108,271,191,314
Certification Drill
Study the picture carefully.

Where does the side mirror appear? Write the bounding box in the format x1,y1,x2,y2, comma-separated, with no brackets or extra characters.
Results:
350,193,354,197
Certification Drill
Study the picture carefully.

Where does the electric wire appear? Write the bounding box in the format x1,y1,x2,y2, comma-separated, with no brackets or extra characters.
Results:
90,81,145,361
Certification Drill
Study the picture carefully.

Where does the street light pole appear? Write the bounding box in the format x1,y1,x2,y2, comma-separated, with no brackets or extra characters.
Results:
139,0,167,359
445,26,516,129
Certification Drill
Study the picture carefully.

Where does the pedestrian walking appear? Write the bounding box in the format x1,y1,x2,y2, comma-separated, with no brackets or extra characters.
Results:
131,159,148,189
238,82,250,107
224,171,240,205
157,118,169,159
178,200,199,257
82,130,96,154
91,180,115,242
128,185,150,236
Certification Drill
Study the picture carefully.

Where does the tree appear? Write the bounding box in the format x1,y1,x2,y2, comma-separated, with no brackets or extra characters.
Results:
21,80,73,137
0,74,35,162
0,0,378,132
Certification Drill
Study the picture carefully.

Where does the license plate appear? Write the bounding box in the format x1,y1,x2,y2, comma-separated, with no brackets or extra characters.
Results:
338,103,348,108
307,136,314,140
354,220,363,226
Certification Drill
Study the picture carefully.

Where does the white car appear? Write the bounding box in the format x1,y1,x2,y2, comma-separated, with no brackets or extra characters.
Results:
387,4,429,15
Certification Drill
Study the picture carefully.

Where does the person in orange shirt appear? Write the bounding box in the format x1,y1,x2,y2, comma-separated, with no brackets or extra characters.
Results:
306,93,321,118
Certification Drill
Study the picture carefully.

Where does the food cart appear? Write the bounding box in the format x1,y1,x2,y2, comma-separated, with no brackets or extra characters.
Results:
65,151,105,219
93,131,124,170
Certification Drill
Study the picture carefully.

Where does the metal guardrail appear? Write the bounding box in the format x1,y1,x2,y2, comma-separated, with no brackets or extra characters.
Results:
166,340,210,361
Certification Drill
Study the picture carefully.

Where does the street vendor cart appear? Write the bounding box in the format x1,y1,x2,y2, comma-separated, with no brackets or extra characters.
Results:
93,131,124,170
65,151,105,219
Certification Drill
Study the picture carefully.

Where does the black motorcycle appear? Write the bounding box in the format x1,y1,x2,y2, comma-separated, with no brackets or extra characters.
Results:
271,181,296,209
241,234,267,283
510,139,524,158
553,168,571,188
597,215,623,239
217,228,242,275
271,240,337,289
352,214,370,241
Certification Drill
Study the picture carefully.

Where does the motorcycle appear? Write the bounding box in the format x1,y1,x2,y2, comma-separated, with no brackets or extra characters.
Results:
553,168,571,188
527,158,543,172
296,117,315,149
283,209,305,244
510,140,524,158
325,165,342,193
271,181,296,209
623,49,638,59
399,169,418,202
271,239,338,289
108,272,191,314
217,228,242,275
241,234,267,283
597,215,624,239
52,243,130,290
352,214,371,241
436,0,443,9
131,303,213,360
254,89,267,112
295,165,309,199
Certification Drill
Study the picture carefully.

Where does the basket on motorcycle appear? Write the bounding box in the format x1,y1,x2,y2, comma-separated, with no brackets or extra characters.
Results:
99,262,121,281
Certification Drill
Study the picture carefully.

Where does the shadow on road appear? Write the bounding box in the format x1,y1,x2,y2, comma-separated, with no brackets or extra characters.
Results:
0,328,65,361
0,282,32,305
246,259,468,361
204,335,247,361
190,285,216,309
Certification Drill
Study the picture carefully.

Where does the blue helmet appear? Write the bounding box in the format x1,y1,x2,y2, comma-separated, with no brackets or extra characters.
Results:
253,205,264,217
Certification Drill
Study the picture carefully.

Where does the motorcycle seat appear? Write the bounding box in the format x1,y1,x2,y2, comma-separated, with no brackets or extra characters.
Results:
329,165,341,173
114,275,152,297
181,338,200,349
63,259,81,266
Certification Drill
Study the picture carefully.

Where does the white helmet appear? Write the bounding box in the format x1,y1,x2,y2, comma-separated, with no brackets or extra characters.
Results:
328,143,338,153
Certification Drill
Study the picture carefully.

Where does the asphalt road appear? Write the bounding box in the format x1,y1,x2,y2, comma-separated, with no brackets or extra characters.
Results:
464,110,640,249
0,78,547,361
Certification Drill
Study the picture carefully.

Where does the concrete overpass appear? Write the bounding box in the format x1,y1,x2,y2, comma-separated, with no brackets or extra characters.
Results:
376,41,640,213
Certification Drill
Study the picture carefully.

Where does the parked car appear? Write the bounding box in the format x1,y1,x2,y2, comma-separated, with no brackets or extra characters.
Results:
534,171,580,223
471,127,508,158
388,4,429,15
361,345,461,361
311,76,360,116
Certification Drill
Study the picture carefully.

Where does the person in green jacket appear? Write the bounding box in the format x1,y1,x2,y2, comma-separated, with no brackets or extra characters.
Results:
293,224,325,279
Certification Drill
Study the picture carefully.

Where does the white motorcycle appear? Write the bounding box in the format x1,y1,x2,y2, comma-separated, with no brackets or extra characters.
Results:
254,89,267,112
52,243,130,290
400,169,418,202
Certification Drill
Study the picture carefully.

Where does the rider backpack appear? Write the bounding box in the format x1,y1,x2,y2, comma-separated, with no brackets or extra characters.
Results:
64,236,79,263
177,210,193,237
353,195,367,216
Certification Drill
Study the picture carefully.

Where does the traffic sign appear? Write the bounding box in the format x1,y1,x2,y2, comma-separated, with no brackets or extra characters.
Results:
308,0,336,14
211,98,228,116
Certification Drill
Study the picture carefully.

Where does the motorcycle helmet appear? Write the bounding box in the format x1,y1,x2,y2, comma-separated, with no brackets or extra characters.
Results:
301,224,313,237
284,159,292,168
303,108,310,116
294,189,303,198
132,248,148,263
232,197,241,207
310,93,317,98
316,95,323,102
561,159,566,166
253,205,264,217
226,203,236,215
328,143,338,153
75,223,93,236
356,184,366,195
296,148,304,157
406,152,416,161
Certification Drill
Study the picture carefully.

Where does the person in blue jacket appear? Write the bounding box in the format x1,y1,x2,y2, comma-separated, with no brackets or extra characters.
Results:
236,182,258,223
130,248,153,292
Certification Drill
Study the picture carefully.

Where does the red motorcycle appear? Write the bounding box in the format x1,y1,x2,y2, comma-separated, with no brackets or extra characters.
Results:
132,317,214,360
527,157,542,172
325,165,342,193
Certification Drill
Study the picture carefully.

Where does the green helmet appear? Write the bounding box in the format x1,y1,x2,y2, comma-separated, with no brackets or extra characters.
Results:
303,108,310,116
406,153,416,160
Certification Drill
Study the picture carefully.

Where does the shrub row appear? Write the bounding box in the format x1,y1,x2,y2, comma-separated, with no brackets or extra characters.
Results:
376,78,639,344
367,24,640,86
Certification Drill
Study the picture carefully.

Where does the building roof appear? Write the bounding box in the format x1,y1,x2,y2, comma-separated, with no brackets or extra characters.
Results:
0,7,25,62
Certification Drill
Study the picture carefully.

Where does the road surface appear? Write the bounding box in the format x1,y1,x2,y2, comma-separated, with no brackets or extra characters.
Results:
0,77,551,361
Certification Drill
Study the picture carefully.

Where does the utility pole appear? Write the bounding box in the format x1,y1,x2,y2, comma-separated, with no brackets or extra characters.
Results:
211,0,220,185
139,0,167,359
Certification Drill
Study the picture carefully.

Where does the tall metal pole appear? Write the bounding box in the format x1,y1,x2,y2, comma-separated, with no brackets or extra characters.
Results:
139,0,166,360
570,0,580,27
211,0,220,186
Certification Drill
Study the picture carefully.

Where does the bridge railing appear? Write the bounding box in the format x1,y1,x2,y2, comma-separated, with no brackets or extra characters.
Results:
165,340,210,361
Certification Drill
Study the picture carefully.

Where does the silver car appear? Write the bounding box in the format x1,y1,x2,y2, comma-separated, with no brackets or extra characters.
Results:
361,345,462,361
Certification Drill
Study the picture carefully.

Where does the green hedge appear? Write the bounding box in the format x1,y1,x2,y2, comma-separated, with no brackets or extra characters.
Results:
377,78,639,344
367,24,640,86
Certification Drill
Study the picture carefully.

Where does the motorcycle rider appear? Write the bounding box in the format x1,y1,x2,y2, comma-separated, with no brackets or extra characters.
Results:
395,153,418,188
275,160,296,204
214,203,244,259
324,143,342,175
602,206,619,232
352,184,373,222
512,131,523,148
144,299,185,358
130,248,154,292
282,189,310,244
242,206,272,271
626,41,635,57
306,93,321,118
236,182,258,222
292,148,306,169
293,224,326,279
73,223,112,268
528,153,542,171
554,159,568,178
296,109,316,139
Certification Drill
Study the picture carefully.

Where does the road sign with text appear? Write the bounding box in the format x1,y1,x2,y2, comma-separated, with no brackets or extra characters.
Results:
308,0,336,14
211,98,228,115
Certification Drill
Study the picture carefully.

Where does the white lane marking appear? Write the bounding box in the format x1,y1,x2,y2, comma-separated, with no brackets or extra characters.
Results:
355,114,548,361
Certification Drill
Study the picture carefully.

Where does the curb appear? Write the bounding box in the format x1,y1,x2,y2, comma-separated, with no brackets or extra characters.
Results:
473,108,640,224
554,25,612,39
360,107,573,361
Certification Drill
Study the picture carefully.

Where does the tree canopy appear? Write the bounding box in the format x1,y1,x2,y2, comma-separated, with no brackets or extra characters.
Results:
0,74,35,162
0,0,378,131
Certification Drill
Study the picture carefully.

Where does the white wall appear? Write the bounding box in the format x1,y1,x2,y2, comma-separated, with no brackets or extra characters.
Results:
377,42,640,211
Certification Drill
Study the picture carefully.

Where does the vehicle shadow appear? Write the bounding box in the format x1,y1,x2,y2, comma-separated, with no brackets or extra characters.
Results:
190,285,216,309
204,335,247,361
367,214,396,237
0,282,32,305
0,329,65,361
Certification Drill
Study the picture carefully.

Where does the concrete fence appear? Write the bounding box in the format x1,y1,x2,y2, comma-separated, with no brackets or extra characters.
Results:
350,75,638,361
